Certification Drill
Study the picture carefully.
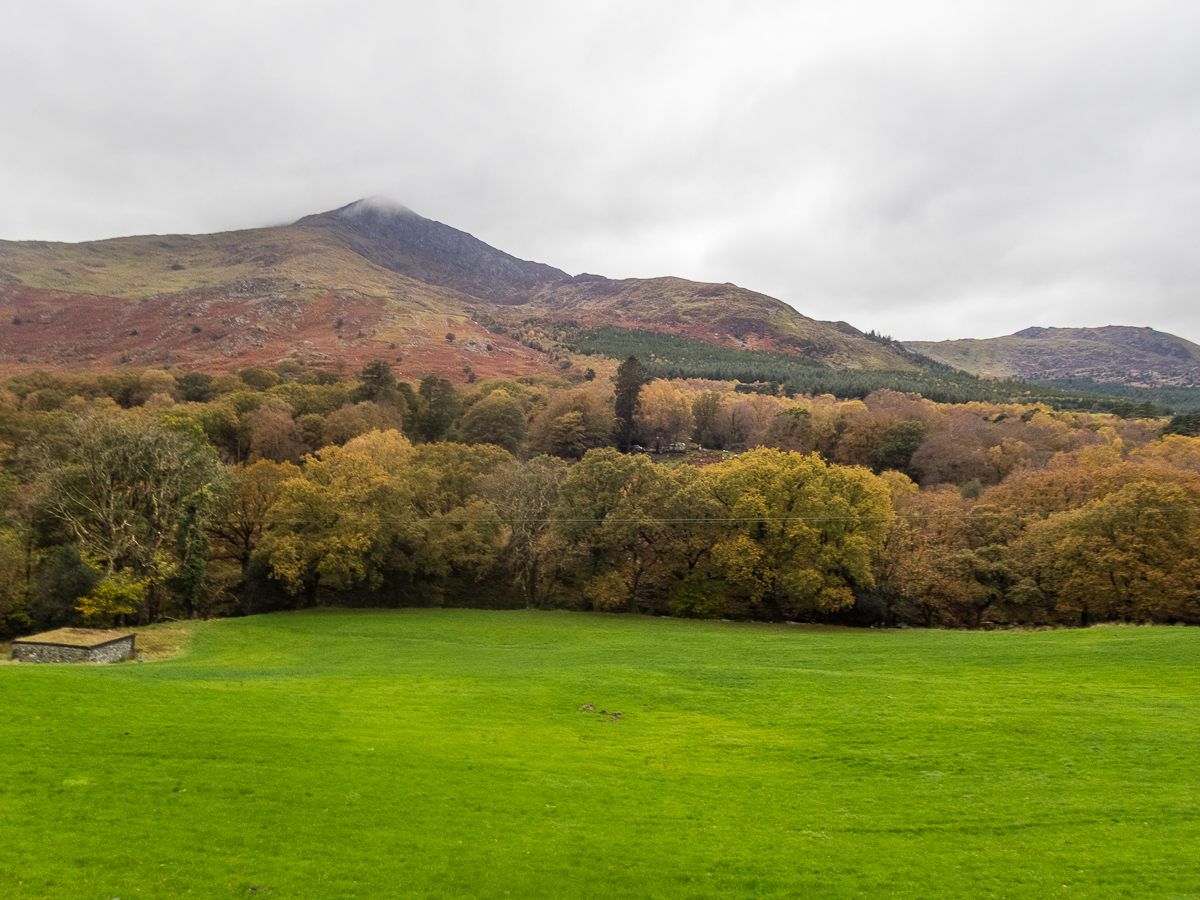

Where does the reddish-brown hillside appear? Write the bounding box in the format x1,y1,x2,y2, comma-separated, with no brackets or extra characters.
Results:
0,199,916,379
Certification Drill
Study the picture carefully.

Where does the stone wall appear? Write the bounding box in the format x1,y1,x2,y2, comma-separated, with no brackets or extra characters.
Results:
12,634,135,664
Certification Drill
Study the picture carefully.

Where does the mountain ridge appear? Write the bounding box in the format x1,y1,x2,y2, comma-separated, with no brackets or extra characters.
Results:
0,198,917,378
904,326,1200,387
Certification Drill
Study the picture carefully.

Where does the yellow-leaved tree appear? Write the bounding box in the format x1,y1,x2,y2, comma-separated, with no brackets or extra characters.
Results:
706,448,893,617
255,431,509,605
1020,480,1200,625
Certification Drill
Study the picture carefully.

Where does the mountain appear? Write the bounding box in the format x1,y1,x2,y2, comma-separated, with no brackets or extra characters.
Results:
295,199,915,369
294,198,568,304
904,326,1200,387
0,198,917,379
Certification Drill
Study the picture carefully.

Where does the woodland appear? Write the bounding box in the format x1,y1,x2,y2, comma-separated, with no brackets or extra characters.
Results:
1,353,1198,639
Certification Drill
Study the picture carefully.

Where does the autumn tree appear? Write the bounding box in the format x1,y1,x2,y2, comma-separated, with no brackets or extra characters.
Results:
979,462,1095,518
874,486,974,626
256,432,507,604
548,449,732,614
33,413,220,622
481,456,568,606
321,401,405,447
1021,480,1200,625
207,459,302,574
235,366,280,391
247,401,310,463
762,406,813,452
99,369,180,408
909,429,987,487
705,448,892,618
634,380,694,452
528,389,614,459
460,390,528,455
1131,434,1200,472
551,449,675,610
256,435,410,603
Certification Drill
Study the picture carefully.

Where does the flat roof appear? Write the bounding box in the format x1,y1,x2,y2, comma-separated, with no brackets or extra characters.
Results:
14,628,135,647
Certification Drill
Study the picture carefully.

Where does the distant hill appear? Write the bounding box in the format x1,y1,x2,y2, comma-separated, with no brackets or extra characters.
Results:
904,326,1200,387
0,198,917,379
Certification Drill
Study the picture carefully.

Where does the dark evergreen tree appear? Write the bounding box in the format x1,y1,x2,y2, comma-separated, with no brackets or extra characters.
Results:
172,488,213,619
352,360,399,404
177,372,217,403
870,420,928,477
614,355,650,452
1162,414,1200,437
418,376,460,443
29,545,101,630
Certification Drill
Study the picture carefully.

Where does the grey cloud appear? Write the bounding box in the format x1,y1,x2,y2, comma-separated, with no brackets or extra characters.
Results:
2,0,1199,342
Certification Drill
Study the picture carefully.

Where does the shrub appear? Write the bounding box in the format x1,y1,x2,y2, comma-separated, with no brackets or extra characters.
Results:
77,576,147,627
669,575,725,619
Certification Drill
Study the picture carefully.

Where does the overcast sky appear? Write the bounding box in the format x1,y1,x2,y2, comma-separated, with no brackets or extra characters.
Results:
3,1,1198,342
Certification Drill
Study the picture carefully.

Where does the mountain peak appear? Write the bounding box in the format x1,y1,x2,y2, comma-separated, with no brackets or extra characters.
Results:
293,199,567,304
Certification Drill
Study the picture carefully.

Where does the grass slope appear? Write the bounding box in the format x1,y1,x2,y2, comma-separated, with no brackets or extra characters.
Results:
2,611,1197,899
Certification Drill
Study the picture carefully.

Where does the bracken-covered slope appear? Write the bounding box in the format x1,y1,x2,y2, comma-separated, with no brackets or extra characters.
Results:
0,198,916,378
0,222,549,379
904,326,1200,387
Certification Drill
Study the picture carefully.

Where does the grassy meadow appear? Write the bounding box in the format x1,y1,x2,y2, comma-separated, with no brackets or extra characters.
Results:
1,611,1197,899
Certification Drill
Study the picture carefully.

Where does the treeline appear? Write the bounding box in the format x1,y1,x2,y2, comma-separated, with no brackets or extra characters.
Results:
566,326,1173,414
0,358,1195,636
880,434,1200,628
1029,377,1200,415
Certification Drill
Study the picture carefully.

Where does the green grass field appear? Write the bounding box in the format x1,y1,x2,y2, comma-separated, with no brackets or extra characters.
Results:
2,611,1197,899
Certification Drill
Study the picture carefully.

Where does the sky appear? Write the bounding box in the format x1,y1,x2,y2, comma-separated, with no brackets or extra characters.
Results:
2,0,1198,343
